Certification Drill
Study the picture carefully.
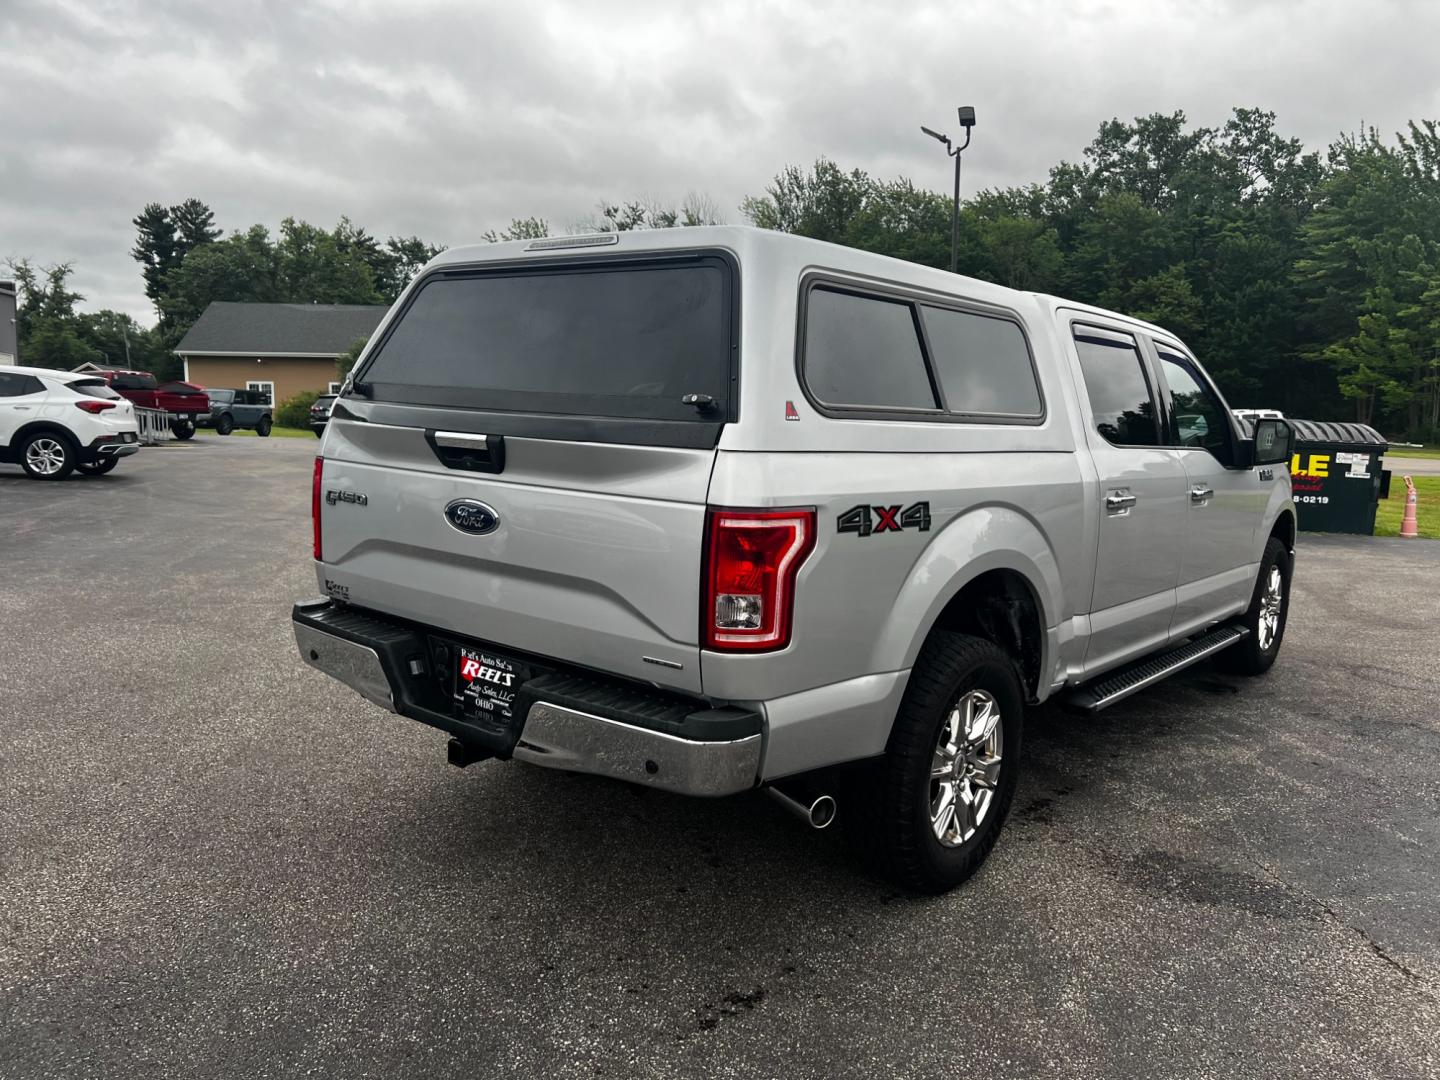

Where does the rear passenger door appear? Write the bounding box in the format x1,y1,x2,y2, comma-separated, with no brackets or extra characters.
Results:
1149,343,1260,635
236,391,261,424
0,372,47,448
1068,322,1189,675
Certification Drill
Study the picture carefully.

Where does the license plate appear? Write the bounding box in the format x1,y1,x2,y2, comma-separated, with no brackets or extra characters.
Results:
455,647,528,723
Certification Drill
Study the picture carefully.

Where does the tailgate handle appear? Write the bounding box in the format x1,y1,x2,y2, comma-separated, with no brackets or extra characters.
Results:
426,430,506,474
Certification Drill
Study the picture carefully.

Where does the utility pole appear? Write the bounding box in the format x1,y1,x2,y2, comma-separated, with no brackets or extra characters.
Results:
921,106,977,274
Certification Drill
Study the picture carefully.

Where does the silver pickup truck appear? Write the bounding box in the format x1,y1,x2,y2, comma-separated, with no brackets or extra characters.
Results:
293,227,1295,892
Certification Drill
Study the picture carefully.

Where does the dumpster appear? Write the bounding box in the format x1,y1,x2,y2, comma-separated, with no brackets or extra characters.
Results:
1287,419,1389,534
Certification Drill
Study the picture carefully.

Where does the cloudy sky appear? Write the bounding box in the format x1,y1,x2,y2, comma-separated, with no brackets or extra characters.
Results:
5,0,1439,322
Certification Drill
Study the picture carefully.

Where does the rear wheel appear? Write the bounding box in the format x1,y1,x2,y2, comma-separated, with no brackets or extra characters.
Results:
171,420,195,440
1218,536,1291,675
845,632,1023,893
78,458,119,476
20,432,76,480
215,413,234,436
255,416,273,437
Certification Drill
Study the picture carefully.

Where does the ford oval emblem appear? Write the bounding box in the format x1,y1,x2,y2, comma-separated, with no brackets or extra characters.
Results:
444,499,500,535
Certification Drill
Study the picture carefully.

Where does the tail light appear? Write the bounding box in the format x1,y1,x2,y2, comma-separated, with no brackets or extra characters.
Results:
703,507,816,652
75,400,117,414
312,456,324,561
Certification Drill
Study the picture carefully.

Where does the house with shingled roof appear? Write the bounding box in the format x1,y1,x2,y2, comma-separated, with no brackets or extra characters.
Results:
174,301,388,406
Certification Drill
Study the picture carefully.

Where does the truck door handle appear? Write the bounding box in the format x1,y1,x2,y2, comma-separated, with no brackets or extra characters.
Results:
1189,486,1214,502
1105,491,1137,511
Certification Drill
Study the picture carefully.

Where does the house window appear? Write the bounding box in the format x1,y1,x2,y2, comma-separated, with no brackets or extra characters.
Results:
246,380,275,406
328,382,342,394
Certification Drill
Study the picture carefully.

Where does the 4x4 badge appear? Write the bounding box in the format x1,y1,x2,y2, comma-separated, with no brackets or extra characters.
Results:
444,499,500,535
837,501,932,537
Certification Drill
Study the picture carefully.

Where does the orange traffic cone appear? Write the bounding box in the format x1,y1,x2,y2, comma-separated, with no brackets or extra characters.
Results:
1400,475,1420,539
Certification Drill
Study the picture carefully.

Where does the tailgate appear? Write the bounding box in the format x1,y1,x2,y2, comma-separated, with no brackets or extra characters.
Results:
317,419,713,694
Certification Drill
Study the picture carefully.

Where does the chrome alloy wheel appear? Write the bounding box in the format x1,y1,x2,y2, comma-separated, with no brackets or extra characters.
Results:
930,688,1004,848
25,438,67,476
1257,565,1284,651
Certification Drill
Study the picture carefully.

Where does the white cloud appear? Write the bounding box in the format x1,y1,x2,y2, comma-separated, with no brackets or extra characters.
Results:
2,0,1438,321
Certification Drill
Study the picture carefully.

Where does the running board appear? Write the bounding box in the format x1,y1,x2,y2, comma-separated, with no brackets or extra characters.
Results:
1065,625,1249,713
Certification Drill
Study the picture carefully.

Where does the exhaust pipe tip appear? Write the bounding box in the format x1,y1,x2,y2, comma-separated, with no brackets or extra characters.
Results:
808,794,837,829
766,786,837,830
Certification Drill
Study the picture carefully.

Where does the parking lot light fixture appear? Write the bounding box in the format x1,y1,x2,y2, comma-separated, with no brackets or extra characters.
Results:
921,106,976,274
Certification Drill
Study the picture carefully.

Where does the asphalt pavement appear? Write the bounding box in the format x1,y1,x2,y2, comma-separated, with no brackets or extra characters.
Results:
2,437,1439,1079
1387,455,1440,478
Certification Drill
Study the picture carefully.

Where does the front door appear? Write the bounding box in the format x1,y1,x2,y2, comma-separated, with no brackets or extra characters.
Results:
1067,321,1189,676
1150,343,1262,636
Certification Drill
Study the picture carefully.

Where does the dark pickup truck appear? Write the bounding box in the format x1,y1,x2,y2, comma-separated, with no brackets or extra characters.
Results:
90,371,209,439
199,388,274,436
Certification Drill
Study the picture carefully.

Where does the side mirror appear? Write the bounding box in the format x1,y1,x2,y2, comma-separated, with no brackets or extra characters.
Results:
1240,418,1292,468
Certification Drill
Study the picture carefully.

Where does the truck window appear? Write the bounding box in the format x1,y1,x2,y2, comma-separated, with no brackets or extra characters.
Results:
1073,330,1161,446
360,258,733,423
1158,351,1233,465
113,373,158,390
919,305,1041,417
803,287,936,410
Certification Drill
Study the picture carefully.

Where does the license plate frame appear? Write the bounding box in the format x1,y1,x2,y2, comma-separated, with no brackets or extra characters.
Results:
454,645,529,724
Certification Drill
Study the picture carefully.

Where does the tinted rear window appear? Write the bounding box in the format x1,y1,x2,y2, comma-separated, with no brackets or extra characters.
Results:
803,288,937,410
70,379,122,399
112,373,157,390
1073,331,1161,446
0,372,44,397
919,306,1042,417
360,259,733,421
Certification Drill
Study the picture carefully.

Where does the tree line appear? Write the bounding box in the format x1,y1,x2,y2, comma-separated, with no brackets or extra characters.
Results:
9,204,445,382
8,107,1440,437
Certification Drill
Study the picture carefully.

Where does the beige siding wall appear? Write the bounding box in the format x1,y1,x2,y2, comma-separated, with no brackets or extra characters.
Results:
183,356,339,406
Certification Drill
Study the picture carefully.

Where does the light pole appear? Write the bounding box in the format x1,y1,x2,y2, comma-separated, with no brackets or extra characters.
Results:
921,106,976,274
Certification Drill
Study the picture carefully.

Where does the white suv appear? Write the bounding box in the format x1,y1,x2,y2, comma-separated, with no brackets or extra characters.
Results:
0,366,142,480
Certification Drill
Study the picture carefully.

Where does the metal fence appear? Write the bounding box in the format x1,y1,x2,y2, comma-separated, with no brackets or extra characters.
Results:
135,408,173,446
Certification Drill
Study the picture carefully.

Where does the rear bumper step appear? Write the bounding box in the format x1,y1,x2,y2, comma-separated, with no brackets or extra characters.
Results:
292,598,761,797
1066,624,1249,712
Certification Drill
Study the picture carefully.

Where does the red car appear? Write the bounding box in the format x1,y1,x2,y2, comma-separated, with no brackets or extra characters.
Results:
89,371,209,440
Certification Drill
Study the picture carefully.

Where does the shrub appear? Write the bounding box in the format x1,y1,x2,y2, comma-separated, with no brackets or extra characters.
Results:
277,390,319,428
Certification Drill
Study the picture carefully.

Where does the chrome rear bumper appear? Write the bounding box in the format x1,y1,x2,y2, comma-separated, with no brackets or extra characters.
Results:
512,701,760,797
295,620,396,712
293,609,760,797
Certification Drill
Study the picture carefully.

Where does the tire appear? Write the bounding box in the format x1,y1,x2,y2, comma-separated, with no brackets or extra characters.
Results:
19,431,76,481
215,413,234,436
171,420,195,441
78,457,119,476
1217,536,1292,676
255,416,273,437
844,632,1024,893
